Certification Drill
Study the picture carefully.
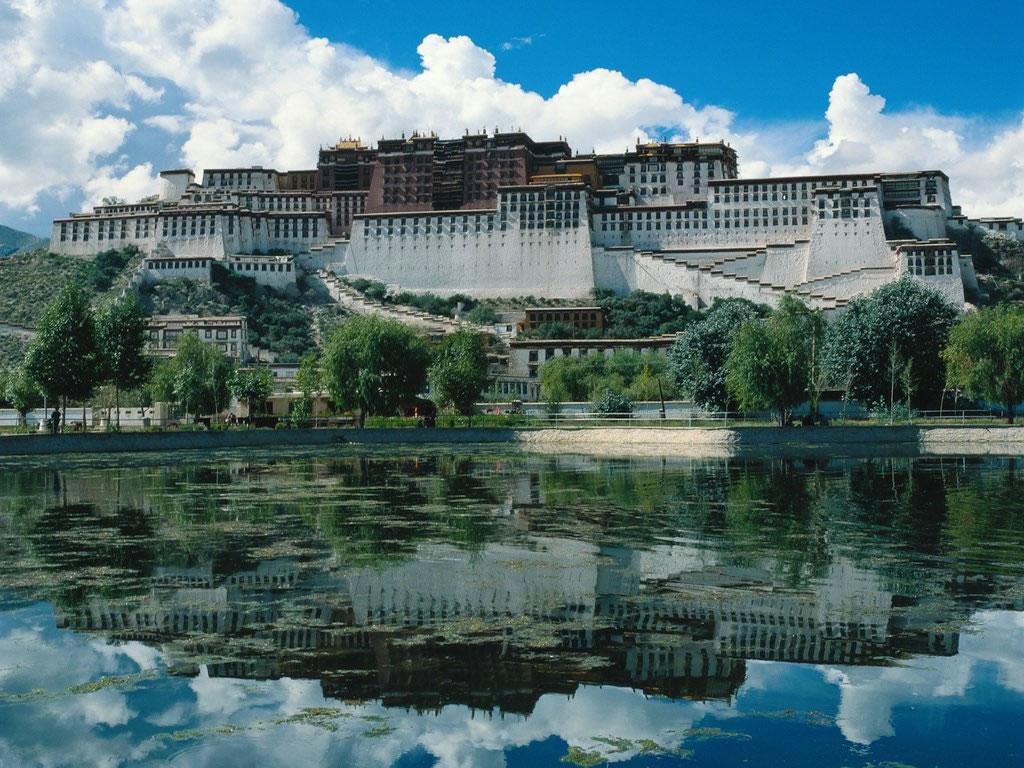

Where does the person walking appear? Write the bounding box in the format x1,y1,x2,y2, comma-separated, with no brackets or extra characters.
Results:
48,408,61,435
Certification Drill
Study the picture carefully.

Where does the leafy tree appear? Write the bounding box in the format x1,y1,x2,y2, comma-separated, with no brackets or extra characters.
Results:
725,296,822,426
597,289,698,338
25,284,101,426
667,298,765,411
539,351,677,405
429,329,490,424
95,293,150,428
540,353,605,404
823,278,958,408
293,353,322,422
147,358,177,405
168,332,234,419
229,367,275,421
321,315,430,426
5,366,40,429
466,304,498,325
591,388,632,417
944,304,1024,423
89,247,137,292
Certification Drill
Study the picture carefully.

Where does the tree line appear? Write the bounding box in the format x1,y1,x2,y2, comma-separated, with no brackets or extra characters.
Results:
666,278,1024,424
6,276,1024,430
0,287,492,429
0,284,284,430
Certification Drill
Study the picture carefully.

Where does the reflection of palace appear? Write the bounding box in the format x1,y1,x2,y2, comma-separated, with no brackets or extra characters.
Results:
17,453,1021,715
56,533,962,714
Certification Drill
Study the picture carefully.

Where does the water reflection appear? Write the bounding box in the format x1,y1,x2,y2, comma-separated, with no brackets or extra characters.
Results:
1,452,1023,766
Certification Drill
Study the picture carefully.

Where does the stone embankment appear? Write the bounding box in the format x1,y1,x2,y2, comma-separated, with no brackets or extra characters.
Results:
2,425,1024,459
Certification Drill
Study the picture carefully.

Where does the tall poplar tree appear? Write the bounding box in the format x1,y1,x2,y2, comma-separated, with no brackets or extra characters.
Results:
96,293,150,428
25,284,101,428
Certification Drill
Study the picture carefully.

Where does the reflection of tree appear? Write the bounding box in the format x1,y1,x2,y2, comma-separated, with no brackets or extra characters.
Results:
301,455,507,565
846,459,948,557
28,502,156,610
721,460,830,585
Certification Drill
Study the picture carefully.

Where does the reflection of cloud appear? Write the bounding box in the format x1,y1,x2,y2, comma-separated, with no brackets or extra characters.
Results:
962,610,1024,694
821,609,1024,746
172,683,723,768
65,687,135,727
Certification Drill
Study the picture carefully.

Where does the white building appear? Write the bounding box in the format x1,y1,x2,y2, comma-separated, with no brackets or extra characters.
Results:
48,139,1010,311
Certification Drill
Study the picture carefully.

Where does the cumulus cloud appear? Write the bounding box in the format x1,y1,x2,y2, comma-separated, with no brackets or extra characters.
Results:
82,162,161,208
757,73,1024,215
0,0,1022,222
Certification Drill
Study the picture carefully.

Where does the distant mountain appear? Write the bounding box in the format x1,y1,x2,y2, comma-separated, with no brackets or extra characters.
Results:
0,224,46,257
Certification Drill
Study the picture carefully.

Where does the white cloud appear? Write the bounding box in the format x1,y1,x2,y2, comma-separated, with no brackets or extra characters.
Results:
82,162,161,208
750,73,1024,216
500,34,541,51
144,114,189,134
0,1,1021,221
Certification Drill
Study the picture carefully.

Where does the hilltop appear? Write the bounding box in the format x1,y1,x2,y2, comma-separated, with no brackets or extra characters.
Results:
0,225,47,257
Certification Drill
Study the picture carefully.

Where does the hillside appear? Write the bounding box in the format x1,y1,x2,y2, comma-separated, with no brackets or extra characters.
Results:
138,264,343,361
0,225,46,257
0,249,340,365
0,249,94,326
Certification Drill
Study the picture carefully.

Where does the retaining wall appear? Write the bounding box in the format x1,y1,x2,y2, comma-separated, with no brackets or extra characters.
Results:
2,425,1024,459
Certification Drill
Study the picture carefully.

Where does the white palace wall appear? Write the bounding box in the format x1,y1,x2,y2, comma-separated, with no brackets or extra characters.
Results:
346,222,594,298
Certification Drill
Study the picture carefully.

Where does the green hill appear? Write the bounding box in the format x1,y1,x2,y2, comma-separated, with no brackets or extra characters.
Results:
0,247,340,366
0,225,46,257
0,250,94,327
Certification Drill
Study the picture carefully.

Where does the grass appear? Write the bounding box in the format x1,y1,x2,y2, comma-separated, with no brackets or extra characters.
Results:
0,250,92,327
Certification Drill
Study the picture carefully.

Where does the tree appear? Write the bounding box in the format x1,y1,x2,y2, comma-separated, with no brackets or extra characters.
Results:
25,284,101,428
667,298,765,412
293,353,322,423
429,329,490,425
166,332,234,420
591,388,632,418
229,367,275,422
725,296,822,426
5,366,40,429
95,294,150,428
147,358,178,405
944,305,1024,424
824,278,958,409
321,315,430,427
597,289,698,338
466,304,498,325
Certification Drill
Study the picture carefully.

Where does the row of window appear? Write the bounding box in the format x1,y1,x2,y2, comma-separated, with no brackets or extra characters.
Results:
600,218,810,231
146,259,210,270
61,218,156,242
906,255,955,276
205,172,274,189
229,261,294,273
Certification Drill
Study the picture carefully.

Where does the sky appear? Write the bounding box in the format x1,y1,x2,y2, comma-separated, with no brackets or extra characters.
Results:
1,0,1022,236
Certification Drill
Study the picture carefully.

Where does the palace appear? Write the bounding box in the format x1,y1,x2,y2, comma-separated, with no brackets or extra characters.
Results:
50,131,1022,310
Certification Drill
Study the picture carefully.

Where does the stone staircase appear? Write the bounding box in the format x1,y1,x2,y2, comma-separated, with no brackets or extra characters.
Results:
631,246,899,310
312,269,477,335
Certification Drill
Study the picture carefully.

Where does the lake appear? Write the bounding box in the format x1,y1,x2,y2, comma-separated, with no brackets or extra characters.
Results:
0,448,1022,767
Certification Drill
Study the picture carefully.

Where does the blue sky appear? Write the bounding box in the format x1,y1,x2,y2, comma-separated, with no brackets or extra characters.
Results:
1,0,1022,235
290,0,1023,121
